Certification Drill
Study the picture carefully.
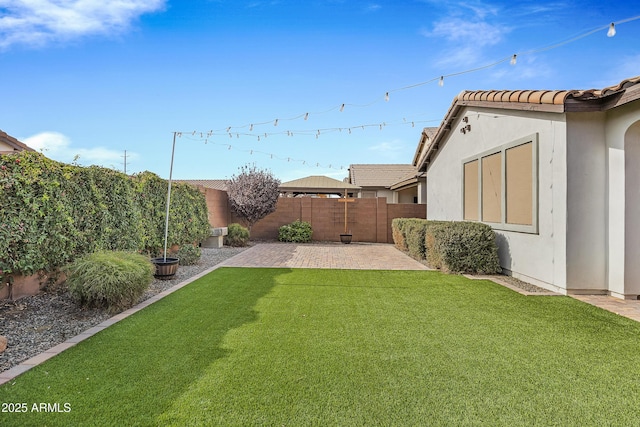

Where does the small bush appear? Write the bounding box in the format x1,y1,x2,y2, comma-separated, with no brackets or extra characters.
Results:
64,251,154,313
177,244,201,265
278,220,313,243
425,221,501,274
225,223,250,247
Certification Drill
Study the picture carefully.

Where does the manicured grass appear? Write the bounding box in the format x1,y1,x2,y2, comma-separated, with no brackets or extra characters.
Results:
3,268,640,425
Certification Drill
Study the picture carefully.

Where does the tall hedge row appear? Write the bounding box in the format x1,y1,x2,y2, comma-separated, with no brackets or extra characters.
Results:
391,218,501,274
0,152,210,281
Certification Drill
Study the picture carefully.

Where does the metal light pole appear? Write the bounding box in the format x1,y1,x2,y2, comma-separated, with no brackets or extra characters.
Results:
162,132,177,261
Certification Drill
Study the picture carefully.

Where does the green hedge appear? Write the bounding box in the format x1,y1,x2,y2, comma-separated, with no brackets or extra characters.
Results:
391,218,410,251
0,152,210,283
392,218,501,274
425,221,501,274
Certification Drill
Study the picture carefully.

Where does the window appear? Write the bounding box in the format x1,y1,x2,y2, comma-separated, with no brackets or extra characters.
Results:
462,134,538,233
463,160,479,220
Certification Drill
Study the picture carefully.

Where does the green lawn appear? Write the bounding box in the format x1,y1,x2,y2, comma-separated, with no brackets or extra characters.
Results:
3,268,640,426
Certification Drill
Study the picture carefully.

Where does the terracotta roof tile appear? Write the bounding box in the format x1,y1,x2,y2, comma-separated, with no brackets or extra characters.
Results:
417,75,640,172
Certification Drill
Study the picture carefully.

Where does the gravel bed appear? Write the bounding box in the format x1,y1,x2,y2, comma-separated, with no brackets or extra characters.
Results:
0,247,247,374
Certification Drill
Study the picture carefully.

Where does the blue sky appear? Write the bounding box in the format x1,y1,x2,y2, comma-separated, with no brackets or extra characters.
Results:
1,1,639,182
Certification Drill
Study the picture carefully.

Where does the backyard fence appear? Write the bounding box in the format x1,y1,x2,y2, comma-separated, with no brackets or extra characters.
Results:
199,187,426,243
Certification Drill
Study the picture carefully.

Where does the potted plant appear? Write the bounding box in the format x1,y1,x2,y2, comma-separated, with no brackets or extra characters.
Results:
340,232,352,244
151,255,179,280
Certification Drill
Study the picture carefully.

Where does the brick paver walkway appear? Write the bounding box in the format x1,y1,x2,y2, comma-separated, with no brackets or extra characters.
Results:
571,295,640,323
218,242,429,270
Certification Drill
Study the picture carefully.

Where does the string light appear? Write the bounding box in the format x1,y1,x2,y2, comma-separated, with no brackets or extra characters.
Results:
174,13,640,158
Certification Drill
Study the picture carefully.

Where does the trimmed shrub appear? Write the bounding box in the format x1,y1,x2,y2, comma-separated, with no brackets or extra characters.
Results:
403,219,430,260
64,251,154,313
225,223,250,247
391,218,410,251
425,221,501,274
177,244,201,266
278,220,313,243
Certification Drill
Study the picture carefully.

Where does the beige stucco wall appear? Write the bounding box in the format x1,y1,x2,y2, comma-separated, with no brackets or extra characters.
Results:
0,140,13,151
426,106,568,292
565,112,607,293
604,99,640,298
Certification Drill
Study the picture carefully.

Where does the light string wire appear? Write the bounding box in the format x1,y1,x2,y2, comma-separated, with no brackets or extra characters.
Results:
174,14,640,171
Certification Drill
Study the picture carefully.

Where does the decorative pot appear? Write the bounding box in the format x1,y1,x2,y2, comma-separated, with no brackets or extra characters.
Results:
151,257,180,280
340,234,353,244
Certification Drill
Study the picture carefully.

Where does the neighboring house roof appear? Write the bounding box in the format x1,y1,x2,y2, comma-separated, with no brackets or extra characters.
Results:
0,130,35,154
412,127,437,166
280,175,360,193
418,75,640,171
177,179,228,191
349,164,419,189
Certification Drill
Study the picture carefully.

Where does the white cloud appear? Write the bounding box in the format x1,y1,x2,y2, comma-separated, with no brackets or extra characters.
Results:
365,4,381,12
424,17,510,68
23,131,137,171
0,0,166,49
369,140,404,153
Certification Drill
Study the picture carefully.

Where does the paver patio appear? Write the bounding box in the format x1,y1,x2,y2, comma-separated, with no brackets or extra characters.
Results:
218,242,429,270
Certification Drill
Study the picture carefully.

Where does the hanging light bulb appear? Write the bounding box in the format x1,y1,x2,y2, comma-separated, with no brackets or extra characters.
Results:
249,124,254,131
439,76,444,87
385,92,390,101
274,119,279,126
304,112,309,120
607,22,616,37
340,103,345,112
510,54,517,65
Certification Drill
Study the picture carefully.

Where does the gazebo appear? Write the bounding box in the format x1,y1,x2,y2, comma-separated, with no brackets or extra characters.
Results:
279,175,360,198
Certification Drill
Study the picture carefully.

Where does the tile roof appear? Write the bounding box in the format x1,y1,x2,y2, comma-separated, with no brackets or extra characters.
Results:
0,130,35,153
417,75,640,171
456,75,640,109
349,164,419,188
177,179,228,191
280,175,360,192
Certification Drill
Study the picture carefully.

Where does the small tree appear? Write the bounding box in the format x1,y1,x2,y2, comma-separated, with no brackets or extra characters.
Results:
226,164,281,231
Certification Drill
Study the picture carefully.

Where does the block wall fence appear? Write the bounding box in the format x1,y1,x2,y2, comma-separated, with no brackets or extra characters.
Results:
198,187,426,243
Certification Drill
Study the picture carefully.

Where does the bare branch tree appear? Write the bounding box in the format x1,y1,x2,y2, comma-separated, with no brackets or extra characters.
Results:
226,164,281,231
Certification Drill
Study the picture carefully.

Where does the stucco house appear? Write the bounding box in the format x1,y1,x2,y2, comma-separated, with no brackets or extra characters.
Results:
348,164,426,203
0,130,35,154
416,75,640,299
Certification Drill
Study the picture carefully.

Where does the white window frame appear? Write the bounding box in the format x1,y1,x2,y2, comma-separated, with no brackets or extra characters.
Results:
461,133,539,234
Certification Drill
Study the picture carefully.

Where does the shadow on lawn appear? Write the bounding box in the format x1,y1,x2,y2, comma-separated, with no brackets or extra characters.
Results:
1,267,283,426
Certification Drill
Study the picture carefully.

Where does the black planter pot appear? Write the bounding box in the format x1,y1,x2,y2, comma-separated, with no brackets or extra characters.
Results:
340,234,353,244
151,257,180,280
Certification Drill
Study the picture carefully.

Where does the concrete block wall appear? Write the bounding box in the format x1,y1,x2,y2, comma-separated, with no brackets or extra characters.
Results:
201,188,426,243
